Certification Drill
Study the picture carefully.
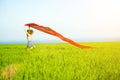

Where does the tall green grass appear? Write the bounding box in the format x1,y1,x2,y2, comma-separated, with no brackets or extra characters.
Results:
0,42,120,80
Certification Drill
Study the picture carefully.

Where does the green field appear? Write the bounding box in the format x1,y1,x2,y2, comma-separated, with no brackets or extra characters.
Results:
0,42,120,80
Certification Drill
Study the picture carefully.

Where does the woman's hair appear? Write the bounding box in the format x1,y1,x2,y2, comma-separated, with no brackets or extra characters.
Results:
27,30,34,35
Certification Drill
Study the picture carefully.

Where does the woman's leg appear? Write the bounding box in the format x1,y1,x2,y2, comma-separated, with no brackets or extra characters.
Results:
27,41,33,48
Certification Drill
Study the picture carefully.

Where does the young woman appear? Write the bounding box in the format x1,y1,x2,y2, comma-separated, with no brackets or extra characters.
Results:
24,26,34,49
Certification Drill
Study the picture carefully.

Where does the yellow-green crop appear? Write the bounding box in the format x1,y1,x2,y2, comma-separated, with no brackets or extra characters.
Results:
0,42,120,80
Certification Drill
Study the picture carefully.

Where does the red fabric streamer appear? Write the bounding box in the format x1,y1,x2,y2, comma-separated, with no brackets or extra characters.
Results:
25,23,92,49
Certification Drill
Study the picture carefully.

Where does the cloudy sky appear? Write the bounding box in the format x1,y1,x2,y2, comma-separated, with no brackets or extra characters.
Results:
0,0,120,42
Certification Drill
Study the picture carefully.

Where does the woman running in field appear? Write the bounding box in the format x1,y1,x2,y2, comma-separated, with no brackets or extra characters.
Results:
24,26,34,49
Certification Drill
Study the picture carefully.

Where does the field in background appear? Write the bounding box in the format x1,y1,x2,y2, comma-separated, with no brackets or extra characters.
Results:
0,42,120,80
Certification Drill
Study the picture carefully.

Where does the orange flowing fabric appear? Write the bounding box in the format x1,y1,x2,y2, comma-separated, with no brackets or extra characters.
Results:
25,23,92,49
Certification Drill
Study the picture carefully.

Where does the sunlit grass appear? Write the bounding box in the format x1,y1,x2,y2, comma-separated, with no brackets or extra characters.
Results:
0,42,120,80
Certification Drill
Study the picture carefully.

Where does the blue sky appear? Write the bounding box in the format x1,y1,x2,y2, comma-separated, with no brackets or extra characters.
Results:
0,0,120,42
